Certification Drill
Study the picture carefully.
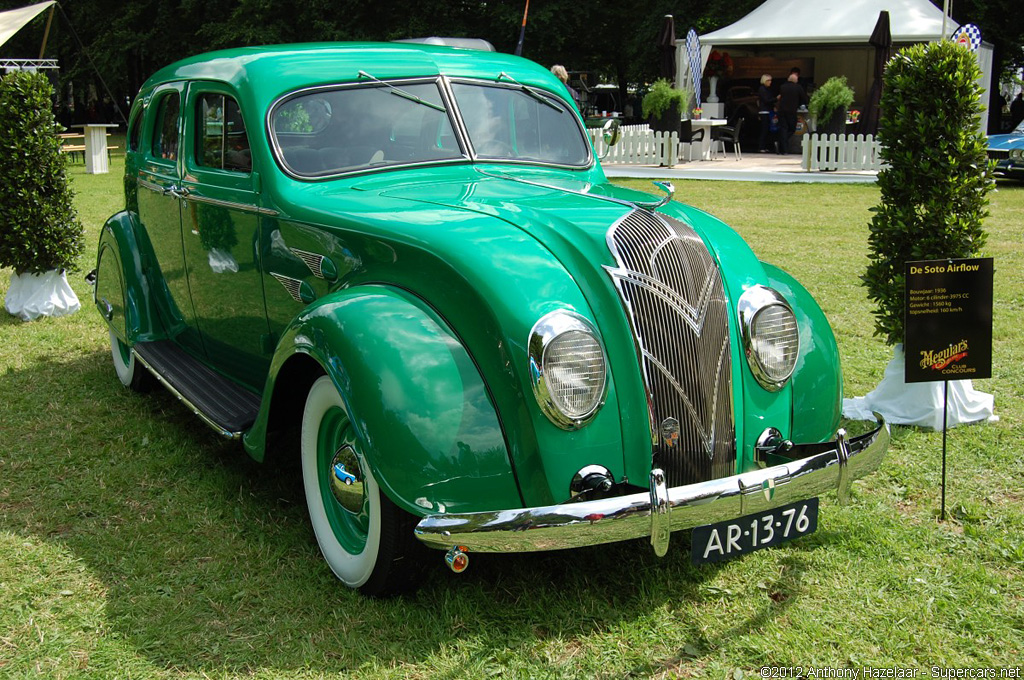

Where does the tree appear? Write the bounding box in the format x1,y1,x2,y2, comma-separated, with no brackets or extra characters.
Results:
0,71,83,275
863,40,993,346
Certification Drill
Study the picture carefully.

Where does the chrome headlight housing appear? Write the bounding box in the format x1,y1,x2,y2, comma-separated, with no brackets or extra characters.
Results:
738,286,800,392
528,311,608,429
1011,148,1024,161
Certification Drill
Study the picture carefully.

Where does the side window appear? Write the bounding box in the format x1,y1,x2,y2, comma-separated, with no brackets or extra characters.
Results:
127,105,143,152
196,93,252,173
151,93,180,161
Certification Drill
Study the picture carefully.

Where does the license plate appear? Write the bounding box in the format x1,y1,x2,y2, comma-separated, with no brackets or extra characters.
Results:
691,498,819,564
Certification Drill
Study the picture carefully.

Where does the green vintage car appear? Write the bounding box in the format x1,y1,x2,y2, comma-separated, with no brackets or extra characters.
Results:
94,41,888,595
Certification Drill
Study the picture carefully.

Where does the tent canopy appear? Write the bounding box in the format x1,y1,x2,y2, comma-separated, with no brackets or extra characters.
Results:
0,1,55,51
681,0,993,131
698,0,947,46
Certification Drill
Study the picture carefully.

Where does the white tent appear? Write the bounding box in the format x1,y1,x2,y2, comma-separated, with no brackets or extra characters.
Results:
0,1,54,50
679,0,993,129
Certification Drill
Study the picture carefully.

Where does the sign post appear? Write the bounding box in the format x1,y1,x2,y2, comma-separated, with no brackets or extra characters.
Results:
904,257,993,519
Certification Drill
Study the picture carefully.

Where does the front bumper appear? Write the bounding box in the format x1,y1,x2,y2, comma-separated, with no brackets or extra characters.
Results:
414,419,889,555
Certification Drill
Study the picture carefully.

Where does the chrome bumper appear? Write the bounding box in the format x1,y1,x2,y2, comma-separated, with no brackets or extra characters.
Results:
414,420,889,555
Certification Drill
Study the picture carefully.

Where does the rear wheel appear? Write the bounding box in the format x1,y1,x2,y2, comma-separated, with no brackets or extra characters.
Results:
109,328,154,392
300,375,426,595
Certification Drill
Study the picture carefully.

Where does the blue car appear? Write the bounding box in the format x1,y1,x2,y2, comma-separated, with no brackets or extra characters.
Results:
987,120,1024,180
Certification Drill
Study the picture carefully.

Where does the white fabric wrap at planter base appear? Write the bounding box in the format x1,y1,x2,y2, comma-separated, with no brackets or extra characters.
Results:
4,270,81,321
843,345,995,431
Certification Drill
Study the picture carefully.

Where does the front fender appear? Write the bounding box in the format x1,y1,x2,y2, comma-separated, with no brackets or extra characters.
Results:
762,262,843,444
244,285,522,517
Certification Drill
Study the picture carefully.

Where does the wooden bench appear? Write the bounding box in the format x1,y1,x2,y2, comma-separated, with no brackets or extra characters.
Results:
60,144,86,163
60,132,118,164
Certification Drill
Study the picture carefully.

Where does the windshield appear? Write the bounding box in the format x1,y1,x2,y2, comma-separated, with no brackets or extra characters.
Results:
451,81,590,166
271,82,463,177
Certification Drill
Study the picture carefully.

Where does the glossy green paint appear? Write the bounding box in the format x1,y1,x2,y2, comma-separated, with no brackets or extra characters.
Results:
96,211,178,344
248,171,634,507
244,285,523,515
102,42,844,524
178,81,272,390
763,263,843,444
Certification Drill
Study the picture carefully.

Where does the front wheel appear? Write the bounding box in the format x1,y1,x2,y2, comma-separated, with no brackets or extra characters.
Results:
300,375,426,595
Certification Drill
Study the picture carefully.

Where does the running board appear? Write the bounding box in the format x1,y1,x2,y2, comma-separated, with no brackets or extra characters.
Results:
133,341,261,438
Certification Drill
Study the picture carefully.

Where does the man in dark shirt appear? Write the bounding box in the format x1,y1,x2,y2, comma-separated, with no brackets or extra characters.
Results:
777,68,808,154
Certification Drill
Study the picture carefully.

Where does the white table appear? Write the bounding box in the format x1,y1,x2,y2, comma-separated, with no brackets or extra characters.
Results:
71,123,119,174
690,119,728,160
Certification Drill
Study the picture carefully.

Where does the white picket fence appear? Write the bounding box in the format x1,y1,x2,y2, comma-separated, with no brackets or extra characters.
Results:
801,133,886,172
590,124,679,166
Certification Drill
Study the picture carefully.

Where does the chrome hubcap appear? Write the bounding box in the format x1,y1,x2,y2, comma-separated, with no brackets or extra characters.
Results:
329,444,364,513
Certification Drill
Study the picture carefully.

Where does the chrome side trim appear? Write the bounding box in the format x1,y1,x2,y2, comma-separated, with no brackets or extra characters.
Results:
184,193,279,217
414,420,889,554
131,348,243,440
138,178,164,194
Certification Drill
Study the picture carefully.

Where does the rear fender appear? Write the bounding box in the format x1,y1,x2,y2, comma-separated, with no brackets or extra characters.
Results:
244,285,522,517
94,211,165,342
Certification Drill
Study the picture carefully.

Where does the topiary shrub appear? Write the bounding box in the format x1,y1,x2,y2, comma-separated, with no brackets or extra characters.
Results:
643,80,691,120
862,40,993,346
0,71,84,275
808,76,854,133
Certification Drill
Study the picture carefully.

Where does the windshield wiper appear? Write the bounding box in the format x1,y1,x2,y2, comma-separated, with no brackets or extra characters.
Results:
497,72,565,113
357,71,446,112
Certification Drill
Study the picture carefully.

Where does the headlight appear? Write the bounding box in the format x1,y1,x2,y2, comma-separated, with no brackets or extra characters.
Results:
1011,148,1024,161
528,311,608,429
738,286,800,391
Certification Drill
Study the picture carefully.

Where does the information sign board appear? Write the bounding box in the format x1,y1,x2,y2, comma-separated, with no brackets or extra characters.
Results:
904,258,993,384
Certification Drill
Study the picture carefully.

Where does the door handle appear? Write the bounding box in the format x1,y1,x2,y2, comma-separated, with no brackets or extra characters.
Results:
163,185,191,200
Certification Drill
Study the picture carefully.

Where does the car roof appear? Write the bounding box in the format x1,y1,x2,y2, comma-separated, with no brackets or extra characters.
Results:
140,42,562,110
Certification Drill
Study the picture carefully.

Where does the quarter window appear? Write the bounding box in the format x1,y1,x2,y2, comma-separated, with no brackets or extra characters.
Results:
127,106,142,152
196,93,252,173
152,93,180,161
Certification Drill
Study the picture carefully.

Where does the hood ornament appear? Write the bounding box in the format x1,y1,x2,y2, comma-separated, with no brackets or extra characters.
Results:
632,181,674,211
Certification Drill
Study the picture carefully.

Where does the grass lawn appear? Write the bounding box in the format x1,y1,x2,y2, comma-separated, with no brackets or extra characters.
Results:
1,158,1021,678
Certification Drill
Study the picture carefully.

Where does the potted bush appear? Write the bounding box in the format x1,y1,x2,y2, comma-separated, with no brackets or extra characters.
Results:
0,71,84,321
643,79,691,133
809,76,855,135
843,41,995,430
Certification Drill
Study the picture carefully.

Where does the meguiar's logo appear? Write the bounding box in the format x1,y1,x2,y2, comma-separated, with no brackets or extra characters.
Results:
919,340,969,371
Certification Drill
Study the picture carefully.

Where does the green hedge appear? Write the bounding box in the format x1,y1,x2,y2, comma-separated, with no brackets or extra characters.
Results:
0,71,84,274
863,40,993,346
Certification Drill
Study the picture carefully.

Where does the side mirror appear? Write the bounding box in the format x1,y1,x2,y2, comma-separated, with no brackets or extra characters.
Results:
597,118,621,160
602,118,622,147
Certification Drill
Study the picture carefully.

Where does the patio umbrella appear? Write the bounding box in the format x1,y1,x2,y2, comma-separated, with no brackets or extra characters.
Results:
859,10,891,136
657,14,676,81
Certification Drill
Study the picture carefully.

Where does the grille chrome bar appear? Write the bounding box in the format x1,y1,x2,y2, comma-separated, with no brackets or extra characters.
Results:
605,210,736,486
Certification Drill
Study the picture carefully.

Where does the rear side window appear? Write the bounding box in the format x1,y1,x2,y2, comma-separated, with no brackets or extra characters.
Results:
195,93,252,173
151,93,180,161
127,106,143,152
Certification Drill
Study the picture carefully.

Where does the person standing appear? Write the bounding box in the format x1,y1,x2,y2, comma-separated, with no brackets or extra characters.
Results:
550,65,581,110
757,74,776,153
776,68,808,155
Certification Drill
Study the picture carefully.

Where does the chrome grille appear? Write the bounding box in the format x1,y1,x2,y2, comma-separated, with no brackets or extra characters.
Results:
604,210,736,486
